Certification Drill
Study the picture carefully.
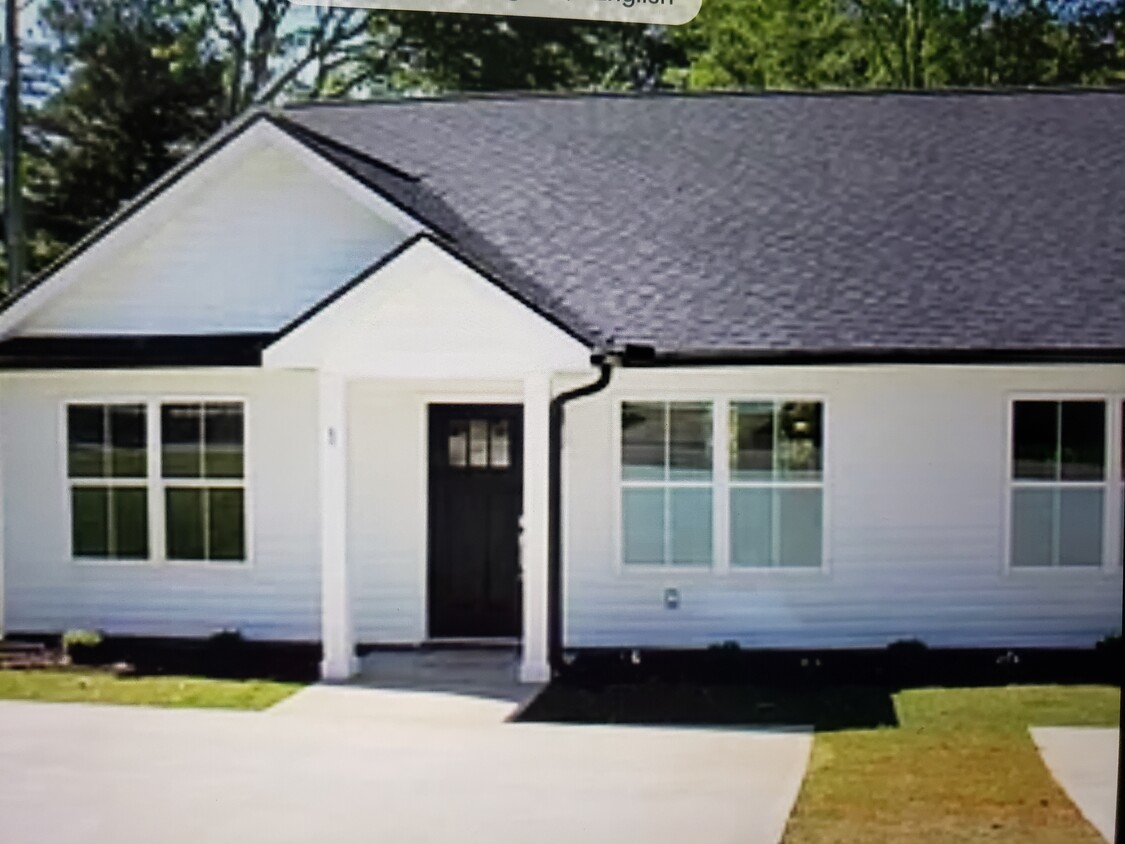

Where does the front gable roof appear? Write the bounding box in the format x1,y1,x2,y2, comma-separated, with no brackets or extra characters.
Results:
2,90,1123,366
282,90,1125,361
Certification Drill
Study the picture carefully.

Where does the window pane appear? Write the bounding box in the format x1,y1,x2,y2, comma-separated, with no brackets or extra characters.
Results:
109,405,146,479
67,405,105,478
112,487,149,559
778,402,823,480
162,404,202,478
1011,488,1054,567
208,488,245,562
622,488,664,565
166,487,205,560
490,420,510,469
203,403,243,479
669,403,711,481
731,402,774,481
670,487,712,566
1058,487,1103,567
622,402,665,481
469,420,489,468
1059,401,1105,481
448,420,468,467
777,488,823,568
72,487,108,557
731,487,772,567
1013,401,1058,480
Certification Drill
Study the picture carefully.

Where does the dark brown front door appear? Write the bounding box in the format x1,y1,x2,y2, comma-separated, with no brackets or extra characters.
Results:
428,404,523,639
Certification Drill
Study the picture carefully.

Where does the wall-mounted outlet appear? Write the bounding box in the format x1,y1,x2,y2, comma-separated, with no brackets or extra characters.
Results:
664,587,680,610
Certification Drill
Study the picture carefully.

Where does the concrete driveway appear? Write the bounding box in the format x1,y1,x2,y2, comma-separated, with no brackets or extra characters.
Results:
0,699,811,844
1032,727,1119,843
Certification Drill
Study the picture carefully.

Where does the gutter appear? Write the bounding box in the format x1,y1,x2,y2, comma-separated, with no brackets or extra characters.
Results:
547,353,618,673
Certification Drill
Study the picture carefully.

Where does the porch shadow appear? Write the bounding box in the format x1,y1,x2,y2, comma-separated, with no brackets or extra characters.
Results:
516,679,899,732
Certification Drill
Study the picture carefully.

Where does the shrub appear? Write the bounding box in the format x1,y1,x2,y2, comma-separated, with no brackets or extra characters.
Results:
61,629,103,664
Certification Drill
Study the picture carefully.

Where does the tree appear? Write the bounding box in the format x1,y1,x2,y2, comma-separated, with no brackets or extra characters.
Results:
21,0,226,275
671,0,868,89
341,13,681,96
202,1,372,115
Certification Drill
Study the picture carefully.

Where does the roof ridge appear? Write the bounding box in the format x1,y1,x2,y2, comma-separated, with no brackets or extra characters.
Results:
280,85,1125,110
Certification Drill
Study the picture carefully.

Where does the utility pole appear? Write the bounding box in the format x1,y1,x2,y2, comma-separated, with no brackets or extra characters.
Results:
2,0,22,295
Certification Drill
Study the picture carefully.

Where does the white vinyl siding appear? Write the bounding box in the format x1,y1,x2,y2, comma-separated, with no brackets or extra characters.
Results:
568,365,1124,651
14,140,406,336
2,370,319,640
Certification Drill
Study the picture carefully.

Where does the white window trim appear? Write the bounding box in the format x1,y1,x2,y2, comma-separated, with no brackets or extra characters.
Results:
612,393,830,576
1003,393,1119,575
61,395,253,568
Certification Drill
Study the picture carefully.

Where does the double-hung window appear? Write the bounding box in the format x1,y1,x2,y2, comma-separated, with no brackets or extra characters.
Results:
161,403,246,562
65,399,246,563
621,402,713,566
619,398,826,570
1010,399,1106,568
729,401,824,568
67,404,149,559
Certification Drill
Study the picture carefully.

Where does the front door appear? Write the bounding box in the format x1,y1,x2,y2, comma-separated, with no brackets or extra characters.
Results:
428,404,523,639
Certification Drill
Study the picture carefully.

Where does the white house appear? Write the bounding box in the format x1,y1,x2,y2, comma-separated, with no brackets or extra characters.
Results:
0,91,1121,683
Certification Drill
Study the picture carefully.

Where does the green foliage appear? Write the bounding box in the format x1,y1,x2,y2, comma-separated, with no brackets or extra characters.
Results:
672,0,868,89
22,0,226,274
672,0,1125,89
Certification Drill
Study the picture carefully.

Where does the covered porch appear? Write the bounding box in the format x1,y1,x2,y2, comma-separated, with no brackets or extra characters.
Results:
261,236,595,683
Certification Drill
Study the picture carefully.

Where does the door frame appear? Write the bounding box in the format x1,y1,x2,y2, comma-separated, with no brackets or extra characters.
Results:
424,400,525,641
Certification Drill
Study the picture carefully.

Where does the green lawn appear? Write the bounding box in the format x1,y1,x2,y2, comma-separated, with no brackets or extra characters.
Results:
781,685,1121,844
0,668,302,710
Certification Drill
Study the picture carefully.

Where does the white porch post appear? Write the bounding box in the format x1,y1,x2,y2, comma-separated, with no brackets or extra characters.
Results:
520,372,552,683
319,371,358,681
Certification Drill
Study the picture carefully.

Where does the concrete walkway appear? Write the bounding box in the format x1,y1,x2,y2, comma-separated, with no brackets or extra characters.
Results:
268,648,540,725
0,698,812,844
1032,727,1119,842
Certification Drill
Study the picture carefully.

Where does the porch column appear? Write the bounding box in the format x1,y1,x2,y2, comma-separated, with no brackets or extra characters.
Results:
319,371,358,681
520,372,552,683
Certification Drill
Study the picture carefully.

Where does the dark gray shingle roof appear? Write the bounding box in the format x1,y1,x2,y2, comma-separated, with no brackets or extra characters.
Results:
280,91,1125,358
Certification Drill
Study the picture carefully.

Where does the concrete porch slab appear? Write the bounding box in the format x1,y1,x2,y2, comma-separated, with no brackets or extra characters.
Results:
1031,726,1119,843
268,648,541,725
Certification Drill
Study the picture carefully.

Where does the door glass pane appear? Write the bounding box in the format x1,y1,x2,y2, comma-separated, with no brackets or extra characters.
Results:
670,487,712,566
469,420,489,468
204,403,244,479
731,402,774,481
162,404,202,478
448,420,468,467
109,405,147,478
489,420,510,468
166,487,205,559
67,405,105,478
1011,488,1054,567
1058,487,1103,567
208,488,245,562
622,402,665,481
778,402,823,480
622,487,664,565
1013,401,1058,480
669,403,711,481
72,487,109,557
731,487,773,567
112,487,149,559
777,487,823,568
1059,401,1105,481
